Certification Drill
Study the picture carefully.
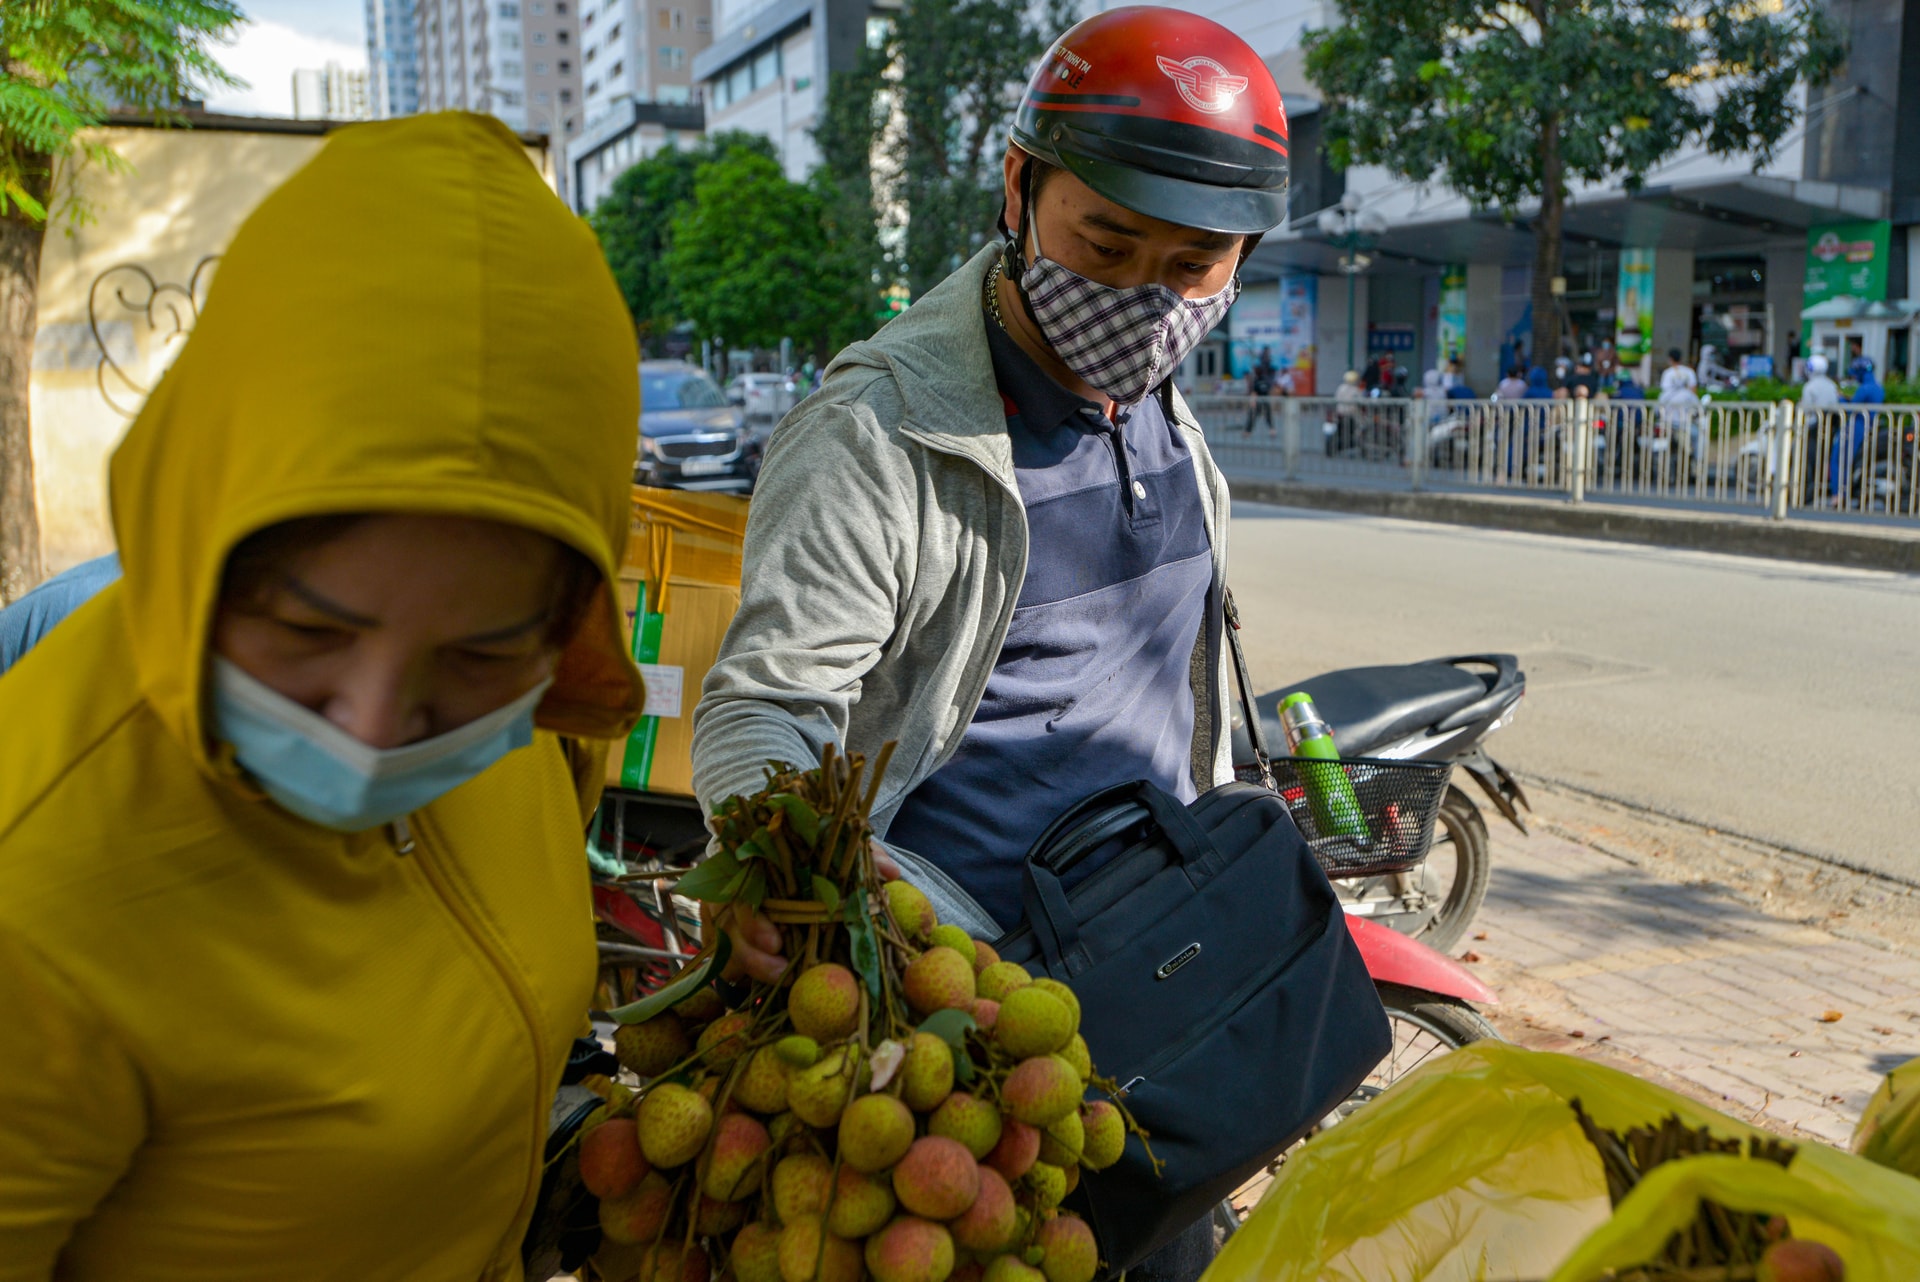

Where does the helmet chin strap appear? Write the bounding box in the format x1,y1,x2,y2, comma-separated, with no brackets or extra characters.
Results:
1002,156,1045,335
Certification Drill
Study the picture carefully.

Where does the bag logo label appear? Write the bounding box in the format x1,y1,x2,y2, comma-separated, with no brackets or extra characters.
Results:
1155,942,1202,980
1156,56,1249,115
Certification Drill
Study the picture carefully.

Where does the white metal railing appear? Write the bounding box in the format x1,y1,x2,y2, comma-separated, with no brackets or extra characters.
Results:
1185,393,1918,522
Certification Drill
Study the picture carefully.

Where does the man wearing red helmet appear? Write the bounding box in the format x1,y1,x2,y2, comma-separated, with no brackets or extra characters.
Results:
696,20,1285,1266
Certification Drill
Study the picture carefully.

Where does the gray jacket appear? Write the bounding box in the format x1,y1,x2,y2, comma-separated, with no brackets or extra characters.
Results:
690,245,1234,936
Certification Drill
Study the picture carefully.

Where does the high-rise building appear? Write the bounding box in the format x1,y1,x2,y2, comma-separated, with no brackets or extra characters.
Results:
415,0,588,196
579,0,714,126
291,63,373,121
366,0,420,118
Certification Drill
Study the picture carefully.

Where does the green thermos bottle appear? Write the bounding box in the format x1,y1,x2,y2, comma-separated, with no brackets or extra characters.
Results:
1278,691,1370,843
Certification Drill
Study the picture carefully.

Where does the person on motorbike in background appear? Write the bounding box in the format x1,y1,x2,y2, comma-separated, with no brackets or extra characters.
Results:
1697,342,1739,390
1828,354,1886,504
691,12,1291,1277
0,114,647,1280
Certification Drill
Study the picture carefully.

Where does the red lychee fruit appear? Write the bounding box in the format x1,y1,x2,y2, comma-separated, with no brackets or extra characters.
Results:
598,1169,673,1244
864,1216,956,1282
1078,1101,1125,1170
825,1163,897,1238
772,1152,833,1224
983,1118,1041,1181
728,1221,785,1282
579,1117,649,1200
970,998,1001,1034
930,1091,1004,1160
695,1193,748,1236
970,940,1001,973
616,1012,694,1078
904,947,977,1016
1035,1214,1097,1282
776,1215,863,1282
700,1112,773,1202
734,1045,796,1115
950,1166,1017,1253
789,963,861,1042
892,1135,982,1221
1000,1055,1081,1127
697,1012,754,1068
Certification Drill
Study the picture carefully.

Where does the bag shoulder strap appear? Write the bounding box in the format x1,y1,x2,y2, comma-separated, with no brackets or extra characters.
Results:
1224,586,1278,791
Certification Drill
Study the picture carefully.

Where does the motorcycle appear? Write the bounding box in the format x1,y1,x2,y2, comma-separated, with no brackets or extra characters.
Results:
1233,654,1529,952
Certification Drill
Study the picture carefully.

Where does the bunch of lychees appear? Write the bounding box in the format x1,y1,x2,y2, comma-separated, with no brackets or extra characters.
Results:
570,745,1142,1282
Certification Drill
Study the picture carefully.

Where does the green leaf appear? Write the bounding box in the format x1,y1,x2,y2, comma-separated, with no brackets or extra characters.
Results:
811,878,841,914
739,862,769,909
767,794,822,845
916,1008,978,1049
952,1044,975,1085
845,893,884,1006
672,848,743,902
735,834,770,862
606,934,732,1024
1417,59,1445,82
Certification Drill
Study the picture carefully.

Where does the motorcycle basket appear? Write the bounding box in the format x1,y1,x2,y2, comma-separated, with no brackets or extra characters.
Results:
1256,757,1453,877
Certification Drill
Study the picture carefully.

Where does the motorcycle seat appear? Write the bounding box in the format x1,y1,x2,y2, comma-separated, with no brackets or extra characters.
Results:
1257,661,1489,757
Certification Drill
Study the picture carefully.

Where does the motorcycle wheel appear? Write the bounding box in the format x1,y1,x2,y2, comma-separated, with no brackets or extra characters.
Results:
1409,786,1491,954
1214,983,1499,1241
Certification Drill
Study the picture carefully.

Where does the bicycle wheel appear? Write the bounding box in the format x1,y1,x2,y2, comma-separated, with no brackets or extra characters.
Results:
1215,982,1499,1239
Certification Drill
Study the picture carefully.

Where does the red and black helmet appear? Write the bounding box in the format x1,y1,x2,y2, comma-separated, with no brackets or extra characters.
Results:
1010,6,1289,236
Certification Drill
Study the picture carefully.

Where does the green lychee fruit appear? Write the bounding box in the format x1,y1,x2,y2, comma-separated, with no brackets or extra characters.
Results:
1027,979,1080,1035
1078,1101,1124,1171
900,1031,956,1112
975,962,1032,1003
698,1012,755,1068
789,963,861,1042
638,1082,714,1168
777,1215,863,1282
1001,1056,1082,1127
970,940,1001,973
729,1221,785,1282
734,1046,795,1114
776,1035,823,1068
983,1119,1040,1181
825,1163,897,1238
1062,1162,1080,1197
950,1166,1017,1253
701,1112,773,1202
772,1152,833,1223
838,1092,916,1172
864,1216,955,1282
676,986,727,1026
893,1135,981,1220
970,999,1001,1034
885,880,939,942
929,924,977,967
1025,1162,1067,1211
768,1111,810,1145
695,1193,748,1236
615,1012,693,1078
993,988,1073,1059
579,1117,650,1200
788,1047,868,1128
1037,1110,1082,1168
1057,1035,1091,1083
904,947,977,1016
982,1256,1044,1282
1035,1214,1097,1282
598,1169,673,1244
930,1091,1003,1160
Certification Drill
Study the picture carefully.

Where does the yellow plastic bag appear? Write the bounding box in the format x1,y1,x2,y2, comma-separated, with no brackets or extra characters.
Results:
1204,1042,1920,1282
1853,1054,1920,1180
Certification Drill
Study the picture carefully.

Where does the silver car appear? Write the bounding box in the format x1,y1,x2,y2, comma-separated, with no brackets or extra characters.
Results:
637,360,756,491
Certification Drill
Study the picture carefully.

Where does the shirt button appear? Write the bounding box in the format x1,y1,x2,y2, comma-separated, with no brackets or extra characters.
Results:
1132,480,1146,499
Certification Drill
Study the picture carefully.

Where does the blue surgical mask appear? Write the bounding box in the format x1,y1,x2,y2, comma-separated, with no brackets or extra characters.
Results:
208,657,553,832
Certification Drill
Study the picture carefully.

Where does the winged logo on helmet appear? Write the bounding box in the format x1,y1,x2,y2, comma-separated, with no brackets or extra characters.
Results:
1155,55,1249,115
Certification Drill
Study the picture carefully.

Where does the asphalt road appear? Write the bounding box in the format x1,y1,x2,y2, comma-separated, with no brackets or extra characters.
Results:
1227,502,1920,885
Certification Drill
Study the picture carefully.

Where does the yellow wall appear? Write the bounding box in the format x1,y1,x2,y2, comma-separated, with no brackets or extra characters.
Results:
28,120,554,573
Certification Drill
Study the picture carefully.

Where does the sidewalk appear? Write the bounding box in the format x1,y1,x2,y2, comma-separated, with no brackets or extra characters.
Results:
1469,790,1920,1146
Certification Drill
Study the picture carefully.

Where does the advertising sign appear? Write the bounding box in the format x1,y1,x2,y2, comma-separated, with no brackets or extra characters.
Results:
1368,322,1415,352
1227,281,1281,377
1278,274,1317,394
1615,248,1655,364
1805,220,1890,305
1436,265,1467,365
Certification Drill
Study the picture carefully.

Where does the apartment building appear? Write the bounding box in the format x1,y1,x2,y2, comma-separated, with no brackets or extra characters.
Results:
579,0,714,124
366,0,420,117
413,0,585,147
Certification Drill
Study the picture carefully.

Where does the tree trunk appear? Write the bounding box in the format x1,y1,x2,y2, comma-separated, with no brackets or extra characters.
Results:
1528,114,1565,377
0,190,48,605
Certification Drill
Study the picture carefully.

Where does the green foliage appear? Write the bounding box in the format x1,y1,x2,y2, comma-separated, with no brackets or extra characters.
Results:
664,147,855,353
588,130,776,340
1,0,243,222
1304,0,1844,213
814,0,1078,302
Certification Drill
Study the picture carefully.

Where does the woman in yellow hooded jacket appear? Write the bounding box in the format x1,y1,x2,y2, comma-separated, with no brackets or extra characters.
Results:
0,114,646,1279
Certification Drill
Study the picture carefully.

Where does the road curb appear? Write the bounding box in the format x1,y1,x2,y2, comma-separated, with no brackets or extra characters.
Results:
1227,480,1920,575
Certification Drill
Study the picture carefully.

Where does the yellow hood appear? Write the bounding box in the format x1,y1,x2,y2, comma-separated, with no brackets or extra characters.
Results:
109,111,644,770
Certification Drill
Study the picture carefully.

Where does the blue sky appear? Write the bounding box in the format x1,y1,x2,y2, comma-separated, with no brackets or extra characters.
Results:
204,1,369,117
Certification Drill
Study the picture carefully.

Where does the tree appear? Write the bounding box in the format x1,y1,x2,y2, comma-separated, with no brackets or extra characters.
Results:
664,148,850,355
0,1,240,603
816,0,1078,302
589,130,776,345
1304,0,1845,370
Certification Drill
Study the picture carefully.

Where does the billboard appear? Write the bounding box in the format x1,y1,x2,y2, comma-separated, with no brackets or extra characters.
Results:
1436,265,1467,365
1805,220,1890,305
1615,248,1655,364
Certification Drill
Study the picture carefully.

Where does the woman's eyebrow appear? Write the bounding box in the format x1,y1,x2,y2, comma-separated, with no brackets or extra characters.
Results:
281,576,380,628
457,607,554,646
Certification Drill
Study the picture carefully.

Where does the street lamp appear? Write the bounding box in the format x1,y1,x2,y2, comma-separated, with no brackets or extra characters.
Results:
1316,191,1389,373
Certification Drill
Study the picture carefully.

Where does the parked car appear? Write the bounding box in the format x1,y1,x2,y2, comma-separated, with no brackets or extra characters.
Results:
725,372,798,425
638,360,757,491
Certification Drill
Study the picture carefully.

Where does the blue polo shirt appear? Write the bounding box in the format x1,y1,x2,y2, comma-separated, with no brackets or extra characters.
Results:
885,315,1213,929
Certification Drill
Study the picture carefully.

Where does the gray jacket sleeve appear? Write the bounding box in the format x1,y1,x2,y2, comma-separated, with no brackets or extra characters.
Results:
691,400,919,815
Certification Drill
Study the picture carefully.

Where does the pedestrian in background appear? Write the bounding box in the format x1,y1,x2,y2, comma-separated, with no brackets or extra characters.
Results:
1245,346,1278,432
1495,366,1529,399
0,113,647,1280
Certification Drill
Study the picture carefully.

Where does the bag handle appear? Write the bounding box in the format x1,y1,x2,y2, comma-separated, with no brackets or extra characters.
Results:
1225,587,1278,791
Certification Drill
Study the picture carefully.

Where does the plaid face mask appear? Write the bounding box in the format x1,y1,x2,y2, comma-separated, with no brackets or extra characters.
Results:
1015,220,1239,406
